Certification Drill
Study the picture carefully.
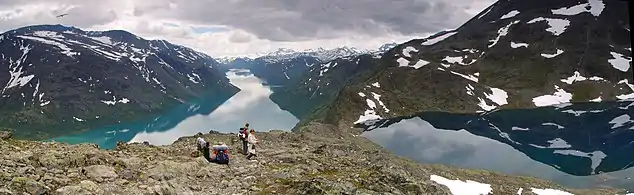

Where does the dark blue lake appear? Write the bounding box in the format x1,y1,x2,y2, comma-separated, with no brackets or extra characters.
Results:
362,100,634,191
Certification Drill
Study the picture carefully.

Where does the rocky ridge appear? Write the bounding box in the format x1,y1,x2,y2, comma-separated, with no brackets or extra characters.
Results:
0,123,629,195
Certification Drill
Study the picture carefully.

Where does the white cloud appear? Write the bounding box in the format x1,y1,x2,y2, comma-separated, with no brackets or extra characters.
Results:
0,0,494,57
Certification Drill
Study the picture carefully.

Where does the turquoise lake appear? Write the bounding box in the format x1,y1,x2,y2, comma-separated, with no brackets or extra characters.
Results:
49,69,299,149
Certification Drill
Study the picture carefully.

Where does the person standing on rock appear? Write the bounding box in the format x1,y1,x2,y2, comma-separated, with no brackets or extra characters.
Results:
239,123,250,155
202,142,212,162
246,129,259,160
196,136,207,152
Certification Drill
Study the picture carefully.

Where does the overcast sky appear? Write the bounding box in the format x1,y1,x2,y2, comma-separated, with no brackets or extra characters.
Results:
0,0,494,57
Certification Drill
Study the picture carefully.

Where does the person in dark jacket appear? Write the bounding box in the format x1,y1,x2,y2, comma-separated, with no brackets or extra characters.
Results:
239,123,250,155
201,142,212,162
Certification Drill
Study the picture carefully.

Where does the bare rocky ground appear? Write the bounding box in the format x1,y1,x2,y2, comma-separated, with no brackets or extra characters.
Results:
0,123,628,195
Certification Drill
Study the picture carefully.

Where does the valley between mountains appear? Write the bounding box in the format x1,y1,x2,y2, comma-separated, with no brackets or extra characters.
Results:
0,0,632,194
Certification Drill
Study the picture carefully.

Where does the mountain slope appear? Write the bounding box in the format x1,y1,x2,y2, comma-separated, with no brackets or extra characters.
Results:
0,24,239,139
269,54,382,120
307,0,632,129
218,44,396,87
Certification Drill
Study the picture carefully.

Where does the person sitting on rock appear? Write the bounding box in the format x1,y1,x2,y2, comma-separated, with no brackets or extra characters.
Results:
210,142,230,164
196,136,207,152
246,129,258,160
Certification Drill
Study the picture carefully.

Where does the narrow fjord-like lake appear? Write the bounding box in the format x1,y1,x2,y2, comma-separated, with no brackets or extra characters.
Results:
50,69,634,191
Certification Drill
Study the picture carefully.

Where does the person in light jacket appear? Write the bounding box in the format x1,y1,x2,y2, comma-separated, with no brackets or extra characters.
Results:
246,129,258,160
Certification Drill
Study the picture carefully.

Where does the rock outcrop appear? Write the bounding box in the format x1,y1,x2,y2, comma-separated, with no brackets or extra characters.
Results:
0,123,628,194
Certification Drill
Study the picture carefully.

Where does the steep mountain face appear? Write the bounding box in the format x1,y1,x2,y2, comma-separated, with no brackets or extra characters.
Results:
0,24,239,139
269,54,383,120
218,44,396,87
309,0,632,128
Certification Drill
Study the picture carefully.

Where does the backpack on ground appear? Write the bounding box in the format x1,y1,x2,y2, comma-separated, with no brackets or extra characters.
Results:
215,149,230,164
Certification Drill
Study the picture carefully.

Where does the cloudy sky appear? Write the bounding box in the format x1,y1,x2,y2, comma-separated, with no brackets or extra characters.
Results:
0,0,494,57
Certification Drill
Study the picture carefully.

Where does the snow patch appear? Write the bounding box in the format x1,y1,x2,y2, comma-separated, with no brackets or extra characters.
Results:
73,117,85,122
422,31,457,46
530,188,574,195
527,18,571,36
89,36,113,45
371,92,390,113
429,175,492,195
443,56,477,66
371,82,380,88
590,96,602,102
541,49,564,58
16,35,79,57
101,97,131,105
616,79,634,100
485,87,508,106
353,110,382,124
450,71,479,83
551,0,605,17
510,42,529,48
489,20,519,48
560,71,588,84
1,42,35,94
402,46,419,58
532,85,572,107
608,52,631,72
500,10,520,20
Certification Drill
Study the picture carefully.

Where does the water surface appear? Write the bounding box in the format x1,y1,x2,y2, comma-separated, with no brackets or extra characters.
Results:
51,69,299,148
362,100,634,190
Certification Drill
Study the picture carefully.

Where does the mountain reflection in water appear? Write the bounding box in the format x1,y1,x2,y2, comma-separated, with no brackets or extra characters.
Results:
361,100,634,190
49,69,298,149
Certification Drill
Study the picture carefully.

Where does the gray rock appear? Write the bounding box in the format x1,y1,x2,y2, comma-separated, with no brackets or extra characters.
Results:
55,180,103,195
83,165,118,182
0,131,12,140
0,188,13,195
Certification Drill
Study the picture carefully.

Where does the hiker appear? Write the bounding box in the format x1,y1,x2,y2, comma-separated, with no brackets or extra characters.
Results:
210,142,230,164
238,125,249,155
201,142,212,162
246,129,258,160
196,136,207,152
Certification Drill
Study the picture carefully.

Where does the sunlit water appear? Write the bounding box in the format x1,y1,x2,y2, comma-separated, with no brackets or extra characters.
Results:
50,69,299,148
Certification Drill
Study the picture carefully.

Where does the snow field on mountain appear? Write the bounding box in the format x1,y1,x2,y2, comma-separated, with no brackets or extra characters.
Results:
532,85,573,107
353,83,390,124
510,42,529,48
429,174,581,195
616,79,634,100
500,10,520,20
608,52,631,72
489,20,519,48
551,0,605,17
396,57,429,69
422,31,456,46
560,71,606,84
540,49,564,58
527,18,570,36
